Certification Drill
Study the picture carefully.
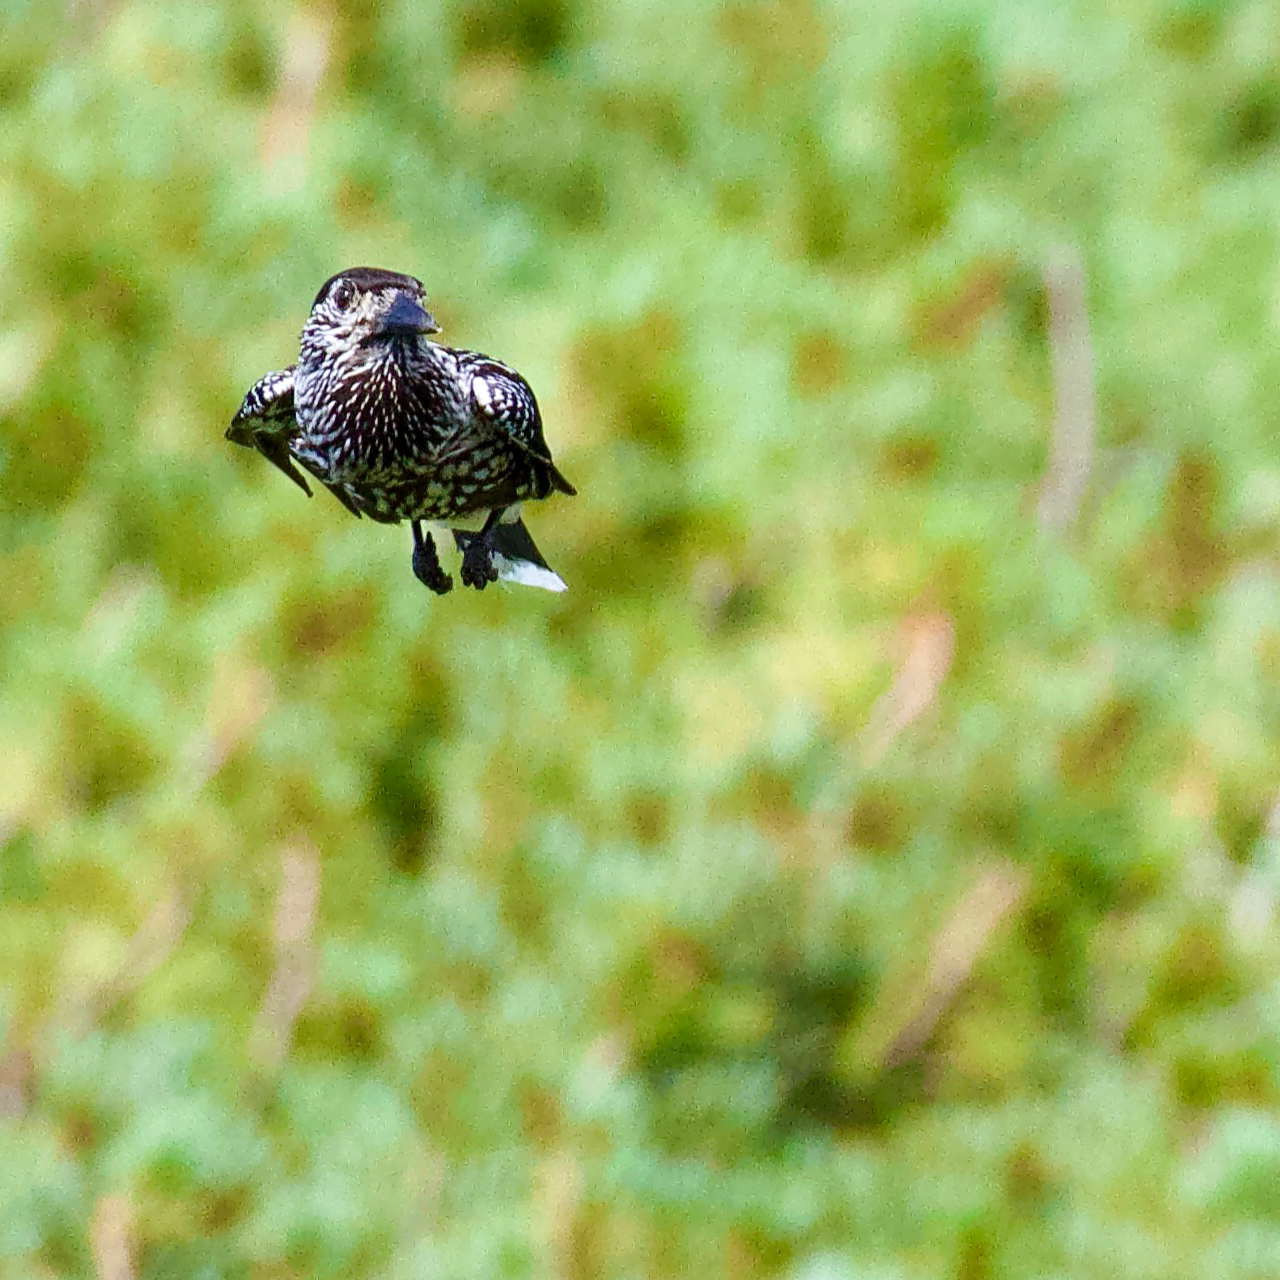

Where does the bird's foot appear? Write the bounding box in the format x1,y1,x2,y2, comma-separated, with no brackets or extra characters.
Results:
460,540,499,588
411,523,453,594
458,532,500,590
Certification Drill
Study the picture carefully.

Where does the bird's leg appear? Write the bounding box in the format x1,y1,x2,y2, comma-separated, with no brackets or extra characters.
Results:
411,521,453,594
457,509,503,590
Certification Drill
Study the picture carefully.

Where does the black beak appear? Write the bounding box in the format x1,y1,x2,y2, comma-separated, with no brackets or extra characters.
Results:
375,292,439,338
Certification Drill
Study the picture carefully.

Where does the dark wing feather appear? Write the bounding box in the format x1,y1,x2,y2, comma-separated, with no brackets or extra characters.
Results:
458,356,577,496
227,366,363,518
227,367,312,497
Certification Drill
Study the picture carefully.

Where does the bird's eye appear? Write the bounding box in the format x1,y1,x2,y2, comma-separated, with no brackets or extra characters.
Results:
331,281,356,311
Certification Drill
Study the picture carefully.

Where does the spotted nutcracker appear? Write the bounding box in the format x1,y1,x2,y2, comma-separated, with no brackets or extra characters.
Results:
227,267,576,593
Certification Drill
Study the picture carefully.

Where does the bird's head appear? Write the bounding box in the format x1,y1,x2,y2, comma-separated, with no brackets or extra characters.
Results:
301,267,440,359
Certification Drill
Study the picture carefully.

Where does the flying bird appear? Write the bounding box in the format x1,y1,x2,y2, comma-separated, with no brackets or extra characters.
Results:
226,267,576,593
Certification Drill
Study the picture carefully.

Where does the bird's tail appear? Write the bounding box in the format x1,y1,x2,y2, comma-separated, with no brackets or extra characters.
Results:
453,518,568,593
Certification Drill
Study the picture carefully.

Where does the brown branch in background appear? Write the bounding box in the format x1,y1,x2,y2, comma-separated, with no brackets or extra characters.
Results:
533,1151,585,1280
0,1048,31,1120
883,863,1028,1066
850,863,1029,1076
1037,243,1096,534
859,612,955,766
915,259,1009,348
260,7,334,186
90,1195,133,1280
178,653,275,792
251,842,321,1074
107,883,191,992
51,883,191,1042
62,0,123,48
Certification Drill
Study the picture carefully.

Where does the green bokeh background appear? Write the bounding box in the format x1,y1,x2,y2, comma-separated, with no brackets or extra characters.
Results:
6,0,1280,1275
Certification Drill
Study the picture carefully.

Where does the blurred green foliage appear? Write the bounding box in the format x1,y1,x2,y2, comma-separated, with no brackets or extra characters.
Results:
5,0,1280,1275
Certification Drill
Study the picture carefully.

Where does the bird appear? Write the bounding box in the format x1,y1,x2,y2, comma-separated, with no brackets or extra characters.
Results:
226,267,576,594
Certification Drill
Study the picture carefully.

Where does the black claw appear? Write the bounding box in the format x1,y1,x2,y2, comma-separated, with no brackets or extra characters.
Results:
411,522,453,594
456,511,503,590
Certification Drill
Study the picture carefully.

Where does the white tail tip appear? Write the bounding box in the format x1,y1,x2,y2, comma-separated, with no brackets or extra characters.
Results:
493,554,568,593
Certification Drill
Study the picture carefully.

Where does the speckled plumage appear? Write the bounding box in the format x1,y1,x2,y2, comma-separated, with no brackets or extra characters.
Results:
227,267,575,593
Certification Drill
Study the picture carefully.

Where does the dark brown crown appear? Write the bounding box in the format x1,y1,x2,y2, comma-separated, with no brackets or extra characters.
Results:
312,267,425,309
